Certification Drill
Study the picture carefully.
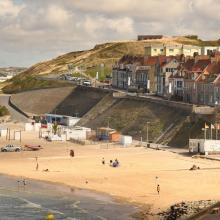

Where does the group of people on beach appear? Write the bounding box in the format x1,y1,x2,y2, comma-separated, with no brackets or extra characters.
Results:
102,158,120,167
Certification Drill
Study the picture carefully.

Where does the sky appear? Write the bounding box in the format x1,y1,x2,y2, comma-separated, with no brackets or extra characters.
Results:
0,0,220,67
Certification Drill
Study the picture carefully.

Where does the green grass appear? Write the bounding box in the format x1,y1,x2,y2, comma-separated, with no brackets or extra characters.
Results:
177,38,220,46
0,106,9,116
85,65,112,80
2,76,71,94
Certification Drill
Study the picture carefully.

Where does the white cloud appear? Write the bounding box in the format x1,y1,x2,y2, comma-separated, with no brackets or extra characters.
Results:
1,0,220,67
0,0,24,17
46,5,72,28
82,16,134,36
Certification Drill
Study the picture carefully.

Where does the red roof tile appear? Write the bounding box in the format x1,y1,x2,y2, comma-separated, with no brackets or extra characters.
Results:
204,62,220,75
191,59,210,72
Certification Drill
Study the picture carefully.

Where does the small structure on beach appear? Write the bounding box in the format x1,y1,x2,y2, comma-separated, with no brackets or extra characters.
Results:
96,127,121,142
45,114,80,127
120,135,133,146
189,139,220,154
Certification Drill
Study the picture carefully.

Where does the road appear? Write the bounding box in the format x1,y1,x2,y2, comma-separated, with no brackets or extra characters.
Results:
0,94,29,122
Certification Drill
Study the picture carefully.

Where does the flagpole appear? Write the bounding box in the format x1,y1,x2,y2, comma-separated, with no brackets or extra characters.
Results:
211,126,212,140
216,123,217,140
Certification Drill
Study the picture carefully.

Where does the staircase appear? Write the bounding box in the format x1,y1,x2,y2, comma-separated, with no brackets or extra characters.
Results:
155,118,187,145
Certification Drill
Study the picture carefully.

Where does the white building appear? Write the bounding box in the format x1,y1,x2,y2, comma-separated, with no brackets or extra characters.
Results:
145,44,202,57
0,73,13,82
201,46,220,55
189,139,220,154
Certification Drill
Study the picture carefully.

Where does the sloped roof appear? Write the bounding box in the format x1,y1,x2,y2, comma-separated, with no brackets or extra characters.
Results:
182,59,194,71
192,59,210,72
204,62,220,75
118,55,144,65
144,56,158,65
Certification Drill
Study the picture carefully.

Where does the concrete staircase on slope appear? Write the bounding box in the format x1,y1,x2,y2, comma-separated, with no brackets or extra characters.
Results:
155,118,187,145
77,94,117,126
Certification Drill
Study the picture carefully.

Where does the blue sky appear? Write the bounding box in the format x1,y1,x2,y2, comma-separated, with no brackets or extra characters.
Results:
0,0,220,67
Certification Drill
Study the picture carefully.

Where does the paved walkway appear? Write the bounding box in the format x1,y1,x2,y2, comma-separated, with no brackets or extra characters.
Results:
0,94,29,122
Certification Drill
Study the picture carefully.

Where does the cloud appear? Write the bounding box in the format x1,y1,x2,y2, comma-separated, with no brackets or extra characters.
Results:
82,16,134,37
46,5,72,28
1,0,220,67
0,0,24,17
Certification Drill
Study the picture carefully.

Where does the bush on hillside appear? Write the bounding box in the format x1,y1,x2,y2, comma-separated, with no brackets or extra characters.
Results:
0,106,9,116
2,76,71,94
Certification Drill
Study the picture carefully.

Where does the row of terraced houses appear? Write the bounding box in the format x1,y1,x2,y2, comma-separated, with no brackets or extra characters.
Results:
112,44,220,106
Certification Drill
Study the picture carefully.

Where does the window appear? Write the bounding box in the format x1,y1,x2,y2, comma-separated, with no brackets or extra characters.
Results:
177,81,183,88
160,49,164,52
169,49,174,52
154,49,157,52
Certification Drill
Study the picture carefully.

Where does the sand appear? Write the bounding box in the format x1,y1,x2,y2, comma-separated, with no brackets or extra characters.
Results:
0,123,220,213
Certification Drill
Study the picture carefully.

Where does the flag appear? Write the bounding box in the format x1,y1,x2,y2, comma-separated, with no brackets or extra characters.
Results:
211,124,215,129
205,123,209,129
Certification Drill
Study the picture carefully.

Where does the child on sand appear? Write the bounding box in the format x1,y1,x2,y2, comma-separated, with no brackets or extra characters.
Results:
102,158,105,165
157,184,160,195
36,162,39,171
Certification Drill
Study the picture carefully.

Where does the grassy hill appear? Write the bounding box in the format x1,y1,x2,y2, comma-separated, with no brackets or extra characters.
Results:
3,36,220,93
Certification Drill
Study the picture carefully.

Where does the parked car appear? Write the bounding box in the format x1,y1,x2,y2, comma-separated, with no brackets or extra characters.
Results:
46,135,63,141
1,144,22,152
82,80,91,86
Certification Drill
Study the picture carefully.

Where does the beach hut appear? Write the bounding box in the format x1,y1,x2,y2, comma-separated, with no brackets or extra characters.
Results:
96,127,119,141
0,127,7,137
189,139,220,154
109,131,121,142
120,135,133,146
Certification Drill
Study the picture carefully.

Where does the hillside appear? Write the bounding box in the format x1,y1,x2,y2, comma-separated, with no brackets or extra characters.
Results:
10,87,195,146
3,36,220,94
10,86,111,117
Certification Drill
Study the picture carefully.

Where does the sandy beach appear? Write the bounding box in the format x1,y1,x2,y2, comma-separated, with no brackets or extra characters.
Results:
1,123,220,214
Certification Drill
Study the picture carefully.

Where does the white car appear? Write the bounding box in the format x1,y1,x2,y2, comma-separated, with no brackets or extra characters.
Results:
47,135,63,141
83,80,91,86
1,144,22,152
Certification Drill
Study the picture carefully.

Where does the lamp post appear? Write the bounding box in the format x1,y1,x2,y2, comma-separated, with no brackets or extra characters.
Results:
140,130,142,145
147,122,150,143
54,109,57,123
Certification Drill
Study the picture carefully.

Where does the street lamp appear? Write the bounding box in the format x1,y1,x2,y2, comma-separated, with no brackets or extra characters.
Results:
54,109,57,123
147,122,150,143
139,130,142,145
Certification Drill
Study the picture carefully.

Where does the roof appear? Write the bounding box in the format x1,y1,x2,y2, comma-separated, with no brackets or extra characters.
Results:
118,55,144,65
191,59,210,72
182,59,195,71
204,62,220,75
144,56,158,66
143,55,175,66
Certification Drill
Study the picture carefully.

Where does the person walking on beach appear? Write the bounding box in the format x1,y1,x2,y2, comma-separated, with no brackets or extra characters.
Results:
157,184,160,195
23,179,27,187
102,157,105,165
36,162,39,171
70,149,75,157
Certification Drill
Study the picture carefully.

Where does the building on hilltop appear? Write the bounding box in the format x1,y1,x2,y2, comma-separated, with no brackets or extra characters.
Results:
201,46,220,56
145,44,201,57
137,35,163,41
